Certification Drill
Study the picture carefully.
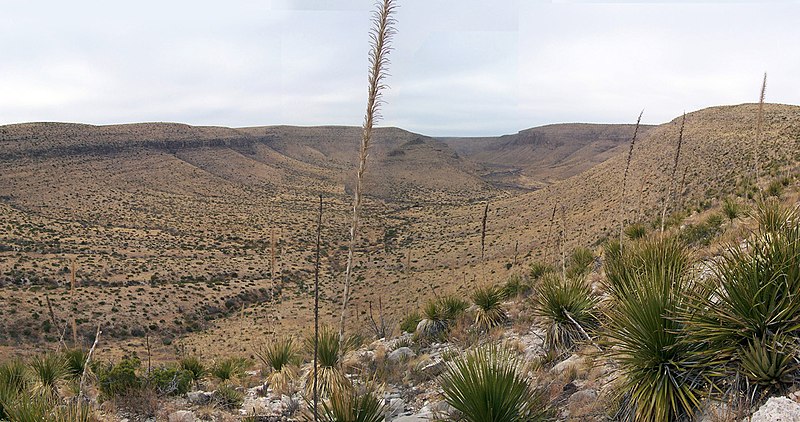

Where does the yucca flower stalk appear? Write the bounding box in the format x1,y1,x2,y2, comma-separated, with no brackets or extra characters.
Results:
339,0,397,345
619,111,643,247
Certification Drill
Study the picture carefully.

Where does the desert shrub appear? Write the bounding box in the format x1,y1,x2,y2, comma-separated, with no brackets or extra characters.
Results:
623,223,647,240
147,365,192,396
304,325,349,399
29,353,67,396
213,383,244,409
529,262,554,281
722,197,741,223
533,274,599,353
604,236,702,421
680,213,723,246
470,284,507,332
502,274,531,298
682,215,800,396
179,355,206,387
440,344,551,422
566,247,594,279
256,336,300,396
63,348,88,380
95,356,143,399
318,384,385,422
211,357,247,383
399,311,421,334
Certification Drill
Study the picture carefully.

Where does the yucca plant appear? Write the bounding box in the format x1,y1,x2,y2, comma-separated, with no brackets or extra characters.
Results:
752,196,797,233
502,274,531,298
439,295,469,322
179,355,206,388
305,325,349,399
681,216,800,396
1,359,29,419
533,274,599,353
566,247,594,279
256,336,300,395
722,197,741,224
211,357,246,383
604,236,703,421
317,384,385,422
29,353,67,397
471,284,507,332
440,344,552,422
63,348,88,380
417,300,447,339
624,223,647,240
529,262,554,281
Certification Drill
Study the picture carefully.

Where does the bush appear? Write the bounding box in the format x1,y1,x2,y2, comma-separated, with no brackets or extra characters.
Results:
623,223,647,240
179,355,206,387
533,274,598,353
399,311,421,334
722,197,741,223
63,348,88,380
256,337,300,396
440,344,551,422
304,325,349,399
416,295,467,340
211,357,247,382
95,356,142,399
682,214,800,396
318,385,385,422
214,384,244,409
147,365,192,396
604,236,702,421
502,274,531,298
471,284,507,332
679,213,723,246
566,247,594,279
529,262,554,281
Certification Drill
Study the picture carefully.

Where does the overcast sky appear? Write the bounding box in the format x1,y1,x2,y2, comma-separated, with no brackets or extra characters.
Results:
1,1,798,136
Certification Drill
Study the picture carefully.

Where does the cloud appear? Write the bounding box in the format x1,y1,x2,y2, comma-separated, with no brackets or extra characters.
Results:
0,0,798,136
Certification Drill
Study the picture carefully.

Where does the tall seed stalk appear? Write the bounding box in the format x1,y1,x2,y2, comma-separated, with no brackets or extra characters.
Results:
313,195,323,421
660,112,686,234
338,0,396,345
618,111,643,247
754,72,767,192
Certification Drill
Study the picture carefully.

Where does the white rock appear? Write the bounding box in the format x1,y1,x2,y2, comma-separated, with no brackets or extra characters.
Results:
751,396,800,422
167,410,195,422
388,347,416,362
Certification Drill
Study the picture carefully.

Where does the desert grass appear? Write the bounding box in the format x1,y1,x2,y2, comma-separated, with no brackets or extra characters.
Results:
338,0,397,345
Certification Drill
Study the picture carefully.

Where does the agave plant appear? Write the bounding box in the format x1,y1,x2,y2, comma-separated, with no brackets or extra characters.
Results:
739,335,798,387
471,284,507,332
256,336,300,395
440,344,551,422
533,274,598,353
305,325,350,399
317,384,385,422
604,236,703,421
29,353,67,397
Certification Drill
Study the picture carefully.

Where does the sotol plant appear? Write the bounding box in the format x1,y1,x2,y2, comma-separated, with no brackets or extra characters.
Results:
533,274,599,353
256,336,300,396
440,344,551,422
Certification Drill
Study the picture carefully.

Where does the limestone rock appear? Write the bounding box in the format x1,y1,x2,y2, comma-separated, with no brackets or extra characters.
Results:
751,396,800,422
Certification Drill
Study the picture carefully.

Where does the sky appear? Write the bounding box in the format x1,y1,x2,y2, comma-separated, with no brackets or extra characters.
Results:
1,1,798,137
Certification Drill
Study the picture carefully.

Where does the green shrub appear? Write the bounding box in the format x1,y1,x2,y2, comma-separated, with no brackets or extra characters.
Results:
679,213,723,246
566,247,594,279
29,353,67,396
211,357,247,382
682,216,800,396
529,262,554,281
471,284,507,332
604,236,702,421
623,223,647,240
304,325,349,399
63,348,88,380
213,383,244,409
256,337,299,396
318,385,385,422
399,311,421,334
440,344,551,422
95,356,142,399
147,365,192,396
179,355,206,387
533,274,598,353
